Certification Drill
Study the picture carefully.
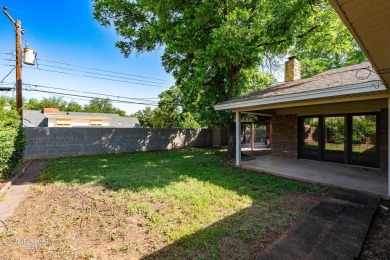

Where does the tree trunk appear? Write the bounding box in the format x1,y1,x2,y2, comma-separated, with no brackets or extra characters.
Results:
227,123,236,159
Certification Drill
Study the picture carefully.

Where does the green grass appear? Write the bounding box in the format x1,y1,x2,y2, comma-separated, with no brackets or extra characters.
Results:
39,149,321,258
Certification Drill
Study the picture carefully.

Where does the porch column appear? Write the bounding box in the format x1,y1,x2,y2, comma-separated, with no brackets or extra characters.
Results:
251,122,255,151
388,98,390,196
235,111,241,166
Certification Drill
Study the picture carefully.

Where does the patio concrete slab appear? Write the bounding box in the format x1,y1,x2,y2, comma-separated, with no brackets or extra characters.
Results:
0,160,42,233
241,155,387,196
257,189,380,259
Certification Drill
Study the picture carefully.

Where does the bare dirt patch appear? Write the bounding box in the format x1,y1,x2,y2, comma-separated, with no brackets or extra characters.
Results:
0,183,322,259
360,199,390,259
0,150,327,259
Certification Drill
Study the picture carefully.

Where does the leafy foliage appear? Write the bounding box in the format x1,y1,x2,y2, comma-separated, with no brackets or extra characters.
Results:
292,9,366,78
352,116,376,145
93,0,363,130
326,116,376,145
130,107,154,128
1,95,126,116
0,108,25,179
83,98,126,116
131,87,201,128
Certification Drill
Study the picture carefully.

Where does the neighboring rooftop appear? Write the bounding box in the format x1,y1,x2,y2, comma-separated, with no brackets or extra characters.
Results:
23,110,141,128
216,62,383,109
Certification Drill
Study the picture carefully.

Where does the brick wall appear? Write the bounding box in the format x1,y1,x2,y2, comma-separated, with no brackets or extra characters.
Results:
24,128,211,159
271,115,298,159
380,109,388,170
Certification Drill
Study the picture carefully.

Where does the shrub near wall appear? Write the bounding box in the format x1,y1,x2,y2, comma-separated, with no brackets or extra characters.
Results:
0,108,25,179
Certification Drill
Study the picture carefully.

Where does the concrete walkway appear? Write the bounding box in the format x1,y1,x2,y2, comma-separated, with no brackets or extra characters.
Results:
241,155,387,196
256,189,380,259
0,160,42,233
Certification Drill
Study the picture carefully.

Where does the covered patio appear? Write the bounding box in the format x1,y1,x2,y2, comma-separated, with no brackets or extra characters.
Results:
215,0,390,196
240,151,387,196
216,60,390,197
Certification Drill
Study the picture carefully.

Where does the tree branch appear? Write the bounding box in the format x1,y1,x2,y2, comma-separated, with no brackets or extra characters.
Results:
258,24,321,48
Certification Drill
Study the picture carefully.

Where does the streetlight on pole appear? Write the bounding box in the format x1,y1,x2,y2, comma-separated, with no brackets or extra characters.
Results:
3,6,24,124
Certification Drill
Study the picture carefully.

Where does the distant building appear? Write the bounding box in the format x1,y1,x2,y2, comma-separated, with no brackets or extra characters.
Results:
23,108,141,128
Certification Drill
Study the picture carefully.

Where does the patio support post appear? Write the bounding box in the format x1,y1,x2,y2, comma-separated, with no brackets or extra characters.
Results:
235,111,241,166
388,98,390,196
251,122,255,151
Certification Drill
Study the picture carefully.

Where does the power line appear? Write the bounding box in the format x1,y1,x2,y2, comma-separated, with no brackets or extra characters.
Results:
0,63,15,67
24,88,159,106
39,58,169,82
36,63,167,85
23,83,159,103
0,66,16,84
1,52,172,88
3,57,168,86
24,66,170,88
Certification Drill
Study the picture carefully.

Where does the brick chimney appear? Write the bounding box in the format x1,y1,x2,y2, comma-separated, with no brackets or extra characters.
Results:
284,56,301,82
43,108,60,115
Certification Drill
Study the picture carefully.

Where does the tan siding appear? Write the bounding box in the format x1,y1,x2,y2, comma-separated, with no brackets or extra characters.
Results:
276,99,388,116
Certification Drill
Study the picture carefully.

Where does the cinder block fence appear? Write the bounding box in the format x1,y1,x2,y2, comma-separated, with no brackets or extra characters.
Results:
24,128,211,159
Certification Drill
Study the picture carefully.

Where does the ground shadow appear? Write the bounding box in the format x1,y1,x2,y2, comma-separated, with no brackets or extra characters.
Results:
37,149,321,258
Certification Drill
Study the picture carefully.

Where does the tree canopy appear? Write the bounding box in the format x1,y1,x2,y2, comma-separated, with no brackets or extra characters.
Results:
130,87,201,128
93,0,364,130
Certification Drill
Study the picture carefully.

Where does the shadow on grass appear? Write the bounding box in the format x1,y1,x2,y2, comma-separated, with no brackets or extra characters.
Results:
40,149,309,197
38,149,321,258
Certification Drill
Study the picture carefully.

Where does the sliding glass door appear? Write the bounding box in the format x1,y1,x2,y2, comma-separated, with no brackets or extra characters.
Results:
324,116,346,163
299,113,379,168
351,115,378,167
301,117,320,160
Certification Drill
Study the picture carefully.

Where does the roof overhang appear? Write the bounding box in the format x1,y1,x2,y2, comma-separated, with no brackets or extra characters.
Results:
215,81,388,111
328,0,390,88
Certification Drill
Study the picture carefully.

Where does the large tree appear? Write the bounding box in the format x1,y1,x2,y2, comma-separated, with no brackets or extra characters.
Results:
83,98,126,116
93,0,364,155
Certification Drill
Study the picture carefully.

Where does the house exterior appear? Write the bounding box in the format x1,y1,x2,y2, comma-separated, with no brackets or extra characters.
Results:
215,58,388,184
23,108,141,128
215,0,390,196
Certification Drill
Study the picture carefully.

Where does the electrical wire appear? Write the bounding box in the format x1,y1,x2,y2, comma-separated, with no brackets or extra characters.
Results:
1,52,171,88
24,66,170,88
24,88,158,106
23,84,159,104
23,83,159,102
36,63,166,85
38,58,169,82
0,66,16,84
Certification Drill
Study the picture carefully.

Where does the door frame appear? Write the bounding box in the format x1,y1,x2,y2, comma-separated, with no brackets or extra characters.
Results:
298,112,380,168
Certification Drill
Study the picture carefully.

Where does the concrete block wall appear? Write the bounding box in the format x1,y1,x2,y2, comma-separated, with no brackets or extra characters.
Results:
271,114,298,159
24,128,211,159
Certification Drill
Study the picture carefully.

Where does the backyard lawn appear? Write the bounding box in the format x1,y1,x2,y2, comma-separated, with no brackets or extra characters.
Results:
0,149,325,259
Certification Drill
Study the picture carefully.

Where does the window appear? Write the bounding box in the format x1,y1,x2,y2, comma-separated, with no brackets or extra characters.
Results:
299,113,379,168
90,120,103,126
56,119,71,127
301,117,320,160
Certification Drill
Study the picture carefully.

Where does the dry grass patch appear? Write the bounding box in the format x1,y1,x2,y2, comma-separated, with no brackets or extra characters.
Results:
0,149,325,259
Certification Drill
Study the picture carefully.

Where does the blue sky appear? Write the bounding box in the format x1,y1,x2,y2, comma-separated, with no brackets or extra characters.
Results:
0,0,174,114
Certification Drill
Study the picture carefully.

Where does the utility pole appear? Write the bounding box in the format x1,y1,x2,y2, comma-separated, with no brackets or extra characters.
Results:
3,7,24,124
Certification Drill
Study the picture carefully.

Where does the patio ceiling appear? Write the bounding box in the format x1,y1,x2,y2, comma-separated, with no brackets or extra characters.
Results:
328,0,390,88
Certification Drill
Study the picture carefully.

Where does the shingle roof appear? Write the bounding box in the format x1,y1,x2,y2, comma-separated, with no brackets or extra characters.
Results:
218,62,381,106
23,110,141,128
23,110,47,127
